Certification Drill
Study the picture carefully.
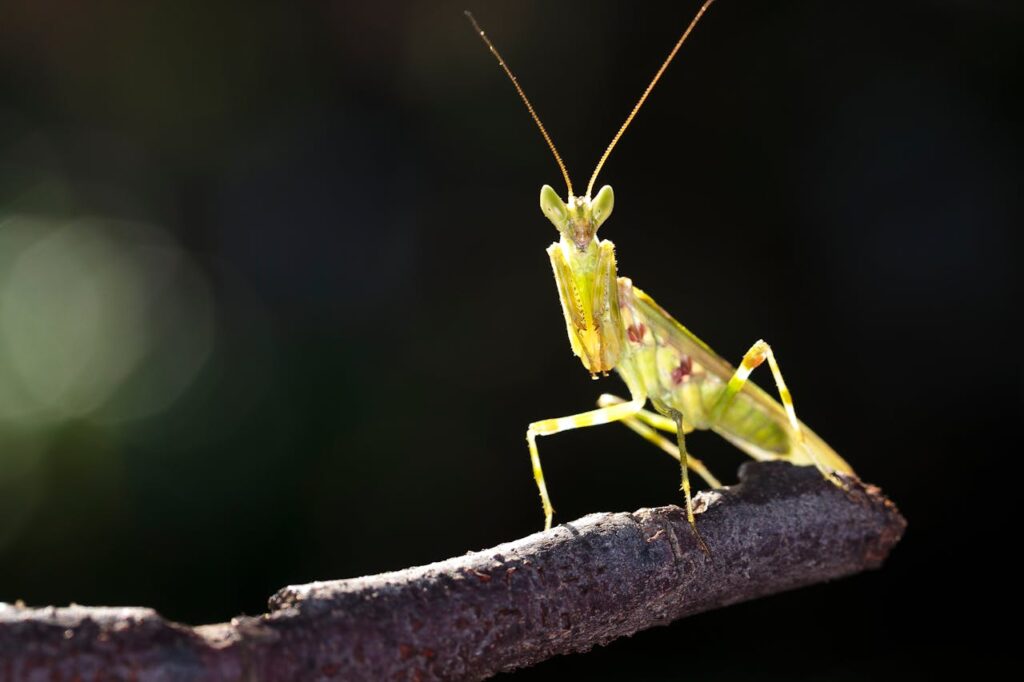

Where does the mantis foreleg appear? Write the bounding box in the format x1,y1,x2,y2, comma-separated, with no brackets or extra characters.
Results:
526,392,647,530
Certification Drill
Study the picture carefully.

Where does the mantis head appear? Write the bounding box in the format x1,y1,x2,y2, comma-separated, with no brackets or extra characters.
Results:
540,185,614,252
468,1,718,375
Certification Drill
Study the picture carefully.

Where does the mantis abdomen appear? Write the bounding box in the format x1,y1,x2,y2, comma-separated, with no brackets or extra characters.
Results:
616,280,853,473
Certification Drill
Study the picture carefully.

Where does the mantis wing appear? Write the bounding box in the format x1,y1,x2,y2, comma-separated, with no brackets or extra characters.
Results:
628,285,789,422
625,284,853,473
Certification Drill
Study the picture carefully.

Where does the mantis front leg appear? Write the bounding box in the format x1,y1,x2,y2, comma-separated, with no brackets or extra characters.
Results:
526,391,647,530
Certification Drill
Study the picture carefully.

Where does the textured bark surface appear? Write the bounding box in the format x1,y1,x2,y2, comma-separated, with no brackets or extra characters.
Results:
0,462,905,681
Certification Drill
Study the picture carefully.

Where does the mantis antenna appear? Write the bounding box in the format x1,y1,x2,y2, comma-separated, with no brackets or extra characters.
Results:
465,11,575,199
585,0,717,199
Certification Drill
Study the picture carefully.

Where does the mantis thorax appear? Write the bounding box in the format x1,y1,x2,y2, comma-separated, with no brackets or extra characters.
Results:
542,184,624,376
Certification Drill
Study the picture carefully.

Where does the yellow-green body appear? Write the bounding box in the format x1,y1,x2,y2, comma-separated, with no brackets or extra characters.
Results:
469,0,853,536
546,224,852,478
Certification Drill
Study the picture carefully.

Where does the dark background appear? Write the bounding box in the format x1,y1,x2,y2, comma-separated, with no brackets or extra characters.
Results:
0,1,1018,679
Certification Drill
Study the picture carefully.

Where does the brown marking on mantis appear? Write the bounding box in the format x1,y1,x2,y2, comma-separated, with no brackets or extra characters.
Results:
742,352,766,370
627,323,646,344
671,356,693,385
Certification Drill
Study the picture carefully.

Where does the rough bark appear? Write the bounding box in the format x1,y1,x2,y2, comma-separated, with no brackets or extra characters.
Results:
0,462,905,681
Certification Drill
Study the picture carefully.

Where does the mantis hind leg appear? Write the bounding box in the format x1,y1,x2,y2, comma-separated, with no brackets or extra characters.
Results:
526,392,647,530
712,339,841,485
597,394,722,489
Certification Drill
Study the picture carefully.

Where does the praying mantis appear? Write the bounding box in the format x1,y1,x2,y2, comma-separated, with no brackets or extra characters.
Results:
467,0,854,548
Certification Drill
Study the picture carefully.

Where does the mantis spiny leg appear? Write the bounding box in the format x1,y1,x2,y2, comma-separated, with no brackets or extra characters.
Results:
596,394,722,488
527,393,646,530
711,339,841,484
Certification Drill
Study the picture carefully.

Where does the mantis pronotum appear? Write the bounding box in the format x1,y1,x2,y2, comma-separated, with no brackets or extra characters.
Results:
467,0,853,549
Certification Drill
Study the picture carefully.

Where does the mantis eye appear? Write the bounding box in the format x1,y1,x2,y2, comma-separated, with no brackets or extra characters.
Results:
591,185,614,229
540,184,568,230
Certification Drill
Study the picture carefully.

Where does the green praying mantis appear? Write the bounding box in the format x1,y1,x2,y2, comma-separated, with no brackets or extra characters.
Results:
467,0,854,549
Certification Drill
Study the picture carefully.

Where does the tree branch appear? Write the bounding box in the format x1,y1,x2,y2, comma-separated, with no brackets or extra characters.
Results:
0,462,905,681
